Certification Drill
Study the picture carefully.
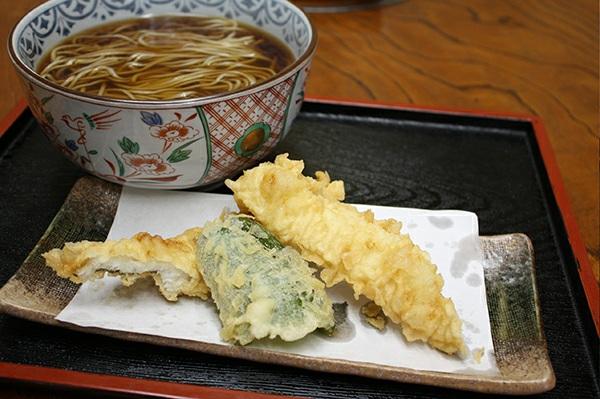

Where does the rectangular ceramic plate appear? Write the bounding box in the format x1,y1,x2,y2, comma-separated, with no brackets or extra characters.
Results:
0,175,554,395
0,101,597,398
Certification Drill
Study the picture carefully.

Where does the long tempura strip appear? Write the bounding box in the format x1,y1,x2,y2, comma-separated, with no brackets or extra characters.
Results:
43,228,209,301
225,154,465,355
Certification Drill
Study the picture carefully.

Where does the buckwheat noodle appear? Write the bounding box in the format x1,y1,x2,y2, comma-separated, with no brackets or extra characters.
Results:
38,16,292,100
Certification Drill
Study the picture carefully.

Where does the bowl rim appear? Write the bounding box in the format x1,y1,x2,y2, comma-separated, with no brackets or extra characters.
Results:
8,0,317,109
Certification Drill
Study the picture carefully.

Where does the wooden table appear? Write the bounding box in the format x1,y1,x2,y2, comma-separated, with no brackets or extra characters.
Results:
1,0,598,397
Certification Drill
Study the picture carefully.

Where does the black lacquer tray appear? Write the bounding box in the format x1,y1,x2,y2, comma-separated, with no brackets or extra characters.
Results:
0,100,597,398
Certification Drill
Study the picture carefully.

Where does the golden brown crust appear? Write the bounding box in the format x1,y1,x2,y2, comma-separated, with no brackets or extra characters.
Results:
360,301,387,331
226,154,465,354
42,227,209,300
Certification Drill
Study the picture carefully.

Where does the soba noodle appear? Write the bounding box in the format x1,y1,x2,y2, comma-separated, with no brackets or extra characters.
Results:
37,16,294,100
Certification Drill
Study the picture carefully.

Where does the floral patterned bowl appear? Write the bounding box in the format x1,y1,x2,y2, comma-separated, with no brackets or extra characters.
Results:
9,0,315,189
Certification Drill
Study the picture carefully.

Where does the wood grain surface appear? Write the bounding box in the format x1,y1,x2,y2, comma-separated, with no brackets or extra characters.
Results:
0,0,598,398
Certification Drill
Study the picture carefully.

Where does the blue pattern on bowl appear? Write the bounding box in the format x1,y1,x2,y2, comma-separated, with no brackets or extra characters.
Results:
16,0,310,69
10,0,314,189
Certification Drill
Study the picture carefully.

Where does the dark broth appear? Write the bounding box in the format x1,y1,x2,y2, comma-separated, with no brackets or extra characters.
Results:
37,16,295,100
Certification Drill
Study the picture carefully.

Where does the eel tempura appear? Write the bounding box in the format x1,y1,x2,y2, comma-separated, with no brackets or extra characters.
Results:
226,154,465,355
43,228,208,301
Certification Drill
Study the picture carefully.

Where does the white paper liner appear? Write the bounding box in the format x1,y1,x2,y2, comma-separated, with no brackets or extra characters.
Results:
56,187,499,375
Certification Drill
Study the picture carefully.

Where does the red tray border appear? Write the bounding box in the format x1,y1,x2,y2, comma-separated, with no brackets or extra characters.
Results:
0,96,597,398
0,363,303,399
0,99,27,139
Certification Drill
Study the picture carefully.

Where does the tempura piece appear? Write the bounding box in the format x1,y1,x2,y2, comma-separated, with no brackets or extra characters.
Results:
361,301,387,331
43,228,208,301
197,214,334,345
225,154,465,355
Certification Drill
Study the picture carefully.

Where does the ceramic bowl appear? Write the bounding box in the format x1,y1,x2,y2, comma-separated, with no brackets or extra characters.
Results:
9,0,315,189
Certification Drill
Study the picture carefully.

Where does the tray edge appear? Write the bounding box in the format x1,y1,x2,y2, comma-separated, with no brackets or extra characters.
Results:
0,173,556,396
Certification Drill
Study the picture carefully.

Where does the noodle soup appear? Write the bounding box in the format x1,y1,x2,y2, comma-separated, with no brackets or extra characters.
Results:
10,0,315,189
37,16,295,101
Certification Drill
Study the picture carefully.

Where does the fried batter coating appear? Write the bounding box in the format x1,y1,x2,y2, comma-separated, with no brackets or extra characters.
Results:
43,228,209,301
197,214,334,344
361,301,387,331
226,154,465,354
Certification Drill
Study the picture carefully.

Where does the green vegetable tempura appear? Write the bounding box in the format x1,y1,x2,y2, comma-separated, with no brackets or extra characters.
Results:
197,214,334,345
